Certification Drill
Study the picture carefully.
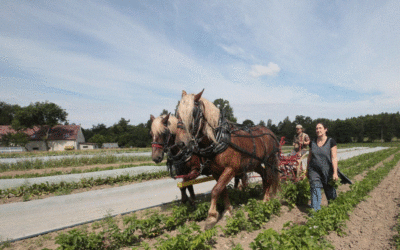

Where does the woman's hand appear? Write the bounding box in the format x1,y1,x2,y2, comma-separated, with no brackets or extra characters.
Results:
333,172,339,181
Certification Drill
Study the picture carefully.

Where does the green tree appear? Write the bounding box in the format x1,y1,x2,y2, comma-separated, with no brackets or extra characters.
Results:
13,101,68,150
332,119,355,143
294,115,313,135
266,119,278,135
213,98,237,123
258,120,266,127
0,102,21,125
0,132,30,149
160,109,169,116
88,134,107,148
278,116,295,142
242,119,255,127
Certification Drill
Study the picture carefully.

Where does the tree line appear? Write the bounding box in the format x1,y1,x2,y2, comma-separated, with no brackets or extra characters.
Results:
1,100,400,150
269,113,400,144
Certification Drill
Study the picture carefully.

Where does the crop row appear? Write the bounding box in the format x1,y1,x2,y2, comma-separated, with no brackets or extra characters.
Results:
0,162,163,180
0,155,153,172
339,147,399,178
2,148,394,202
0,171,169,202
0,148,151,159
50,148,398,249
250,150,400,249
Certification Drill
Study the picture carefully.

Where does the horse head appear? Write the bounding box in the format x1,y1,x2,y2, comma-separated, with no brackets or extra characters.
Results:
176,89,220,147
150,113,177,163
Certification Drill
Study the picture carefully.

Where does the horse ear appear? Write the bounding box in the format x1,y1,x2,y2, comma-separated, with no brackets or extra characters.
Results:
150,115,155,121
182,90,187,97
162,113,170,126
194,89,204,102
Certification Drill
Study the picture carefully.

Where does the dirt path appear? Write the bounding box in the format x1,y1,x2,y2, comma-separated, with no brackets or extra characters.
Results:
326,158,400,249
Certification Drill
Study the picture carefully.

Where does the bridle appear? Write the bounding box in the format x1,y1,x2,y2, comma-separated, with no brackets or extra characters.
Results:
151,128,172,152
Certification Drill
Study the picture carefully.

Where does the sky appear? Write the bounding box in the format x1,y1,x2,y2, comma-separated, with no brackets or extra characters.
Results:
1,0,399,129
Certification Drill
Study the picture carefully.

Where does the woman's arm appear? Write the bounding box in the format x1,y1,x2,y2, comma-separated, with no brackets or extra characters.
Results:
331,145,339,181
306,147,312,178
307,148,312,166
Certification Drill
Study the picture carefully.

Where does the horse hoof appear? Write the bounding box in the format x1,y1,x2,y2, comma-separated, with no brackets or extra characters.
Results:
222,210,232,220
204,217,218,230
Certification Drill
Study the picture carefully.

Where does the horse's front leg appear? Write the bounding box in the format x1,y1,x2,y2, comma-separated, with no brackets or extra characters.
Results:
187,185,196,205
179,187,189,204
205,168,234,230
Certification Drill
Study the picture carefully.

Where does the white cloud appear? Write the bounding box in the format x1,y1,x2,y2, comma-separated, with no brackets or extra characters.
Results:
1,0,399,130
249,63,281,78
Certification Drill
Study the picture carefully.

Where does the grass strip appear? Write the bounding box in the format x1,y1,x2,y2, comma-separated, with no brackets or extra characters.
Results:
0,162,165,179
337,141,400,149
0,148,151,159
0,171,170,201
0,155,153,172
250,150,400,249
339,147,398,178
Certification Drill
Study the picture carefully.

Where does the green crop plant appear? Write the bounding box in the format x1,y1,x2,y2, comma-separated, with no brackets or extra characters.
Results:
224,209,252,235
154,222,217,250
245,198,281,230
0,171,170,201
250,151,400,249
280,178,310,209
0,155,153,172
0,147,151,159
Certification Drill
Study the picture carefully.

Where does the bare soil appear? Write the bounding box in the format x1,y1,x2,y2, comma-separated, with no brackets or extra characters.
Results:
326,156,400,249
2,155,400,249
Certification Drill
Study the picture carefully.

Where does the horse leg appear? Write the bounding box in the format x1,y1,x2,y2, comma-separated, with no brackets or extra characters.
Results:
180,187,189,204
240,173,249,190
234,176,240,189
220,186,233,218
205,168,235,230
260,155,280,202
187,185,196,206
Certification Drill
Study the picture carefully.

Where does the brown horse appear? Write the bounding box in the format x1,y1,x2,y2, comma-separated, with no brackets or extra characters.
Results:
150,114,204,205
150,114,247,205
175,89,280,229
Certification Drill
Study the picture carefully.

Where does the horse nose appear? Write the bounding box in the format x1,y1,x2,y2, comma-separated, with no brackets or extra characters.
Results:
153,155,162,163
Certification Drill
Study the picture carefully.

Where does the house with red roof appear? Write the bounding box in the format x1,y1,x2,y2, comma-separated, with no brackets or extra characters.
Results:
0,125,85,151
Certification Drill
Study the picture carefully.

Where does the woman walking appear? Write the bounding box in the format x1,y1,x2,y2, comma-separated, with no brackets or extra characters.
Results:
307,122,339,211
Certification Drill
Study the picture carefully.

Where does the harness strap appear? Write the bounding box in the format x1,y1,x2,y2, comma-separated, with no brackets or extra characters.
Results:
151,143,164,149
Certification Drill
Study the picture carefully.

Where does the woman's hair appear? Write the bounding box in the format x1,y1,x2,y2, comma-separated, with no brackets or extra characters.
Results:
316,122,328,130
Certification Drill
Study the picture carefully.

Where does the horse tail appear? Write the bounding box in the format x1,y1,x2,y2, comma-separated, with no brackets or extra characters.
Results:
263,141,280,196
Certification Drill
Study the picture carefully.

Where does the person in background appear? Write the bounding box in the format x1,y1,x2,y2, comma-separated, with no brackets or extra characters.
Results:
293,124,310,174
307,122,339,211
293,124,310,156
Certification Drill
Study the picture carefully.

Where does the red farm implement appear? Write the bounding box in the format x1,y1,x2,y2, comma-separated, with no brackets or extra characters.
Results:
278,136,306,182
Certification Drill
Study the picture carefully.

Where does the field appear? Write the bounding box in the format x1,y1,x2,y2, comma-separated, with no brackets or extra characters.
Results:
1,144,400,249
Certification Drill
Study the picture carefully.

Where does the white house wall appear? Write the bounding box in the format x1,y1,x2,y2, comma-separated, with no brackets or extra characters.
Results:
48,140,76,151
77,129,85,144
80,144,96,150
25,141,47,151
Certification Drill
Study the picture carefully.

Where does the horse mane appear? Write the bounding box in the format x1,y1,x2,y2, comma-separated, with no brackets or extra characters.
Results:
177,93,220,142
151,114,178,136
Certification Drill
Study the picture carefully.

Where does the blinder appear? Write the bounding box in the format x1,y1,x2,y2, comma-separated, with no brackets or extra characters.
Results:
151,128,172,152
